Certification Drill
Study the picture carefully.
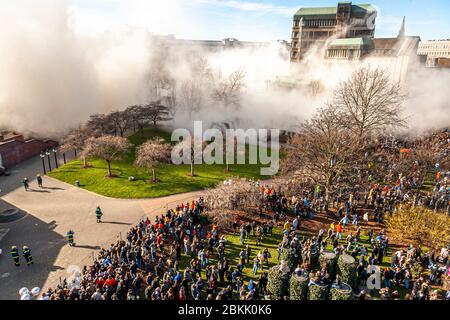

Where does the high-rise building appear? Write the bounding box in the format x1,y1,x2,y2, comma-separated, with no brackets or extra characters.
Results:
291,2,377,62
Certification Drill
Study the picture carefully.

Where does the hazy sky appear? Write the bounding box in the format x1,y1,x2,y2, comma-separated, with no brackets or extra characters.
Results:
67,0,450,41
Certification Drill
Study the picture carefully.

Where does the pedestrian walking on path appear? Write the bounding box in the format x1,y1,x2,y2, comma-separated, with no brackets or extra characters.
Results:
11,246,20,267
23,178,29,192
67,230,75,246
37,174,43,188
96,206,103,223
22,246,33,266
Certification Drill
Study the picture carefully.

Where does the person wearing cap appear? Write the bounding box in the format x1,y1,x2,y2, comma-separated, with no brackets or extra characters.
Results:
22,246,33,266
67,230,75,246
95,206,103,223
11,246,20,267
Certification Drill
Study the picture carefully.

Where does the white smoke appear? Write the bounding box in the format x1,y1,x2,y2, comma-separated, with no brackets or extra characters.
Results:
0,0,448,139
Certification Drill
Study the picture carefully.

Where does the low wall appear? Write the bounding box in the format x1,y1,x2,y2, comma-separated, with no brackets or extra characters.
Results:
0,138,57,168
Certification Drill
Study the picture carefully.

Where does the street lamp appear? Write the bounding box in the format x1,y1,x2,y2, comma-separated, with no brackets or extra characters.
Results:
39,153,46,175
52,148,58,169
45,150,51,172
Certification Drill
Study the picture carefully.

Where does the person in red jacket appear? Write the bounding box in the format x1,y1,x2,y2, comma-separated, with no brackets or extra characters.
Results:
336,223,343,240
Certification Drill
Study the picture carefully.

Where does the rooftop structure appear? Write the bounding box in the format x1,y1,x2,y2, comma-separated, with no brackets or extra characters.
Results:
291,2,377,61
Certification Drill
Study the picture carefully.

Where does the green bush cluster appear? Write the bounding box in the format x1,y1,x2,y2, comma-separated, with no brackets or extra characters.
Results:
308,283,330,300
337,254,358,289
330,283,353,300
267,266,290,299
289,274,309,300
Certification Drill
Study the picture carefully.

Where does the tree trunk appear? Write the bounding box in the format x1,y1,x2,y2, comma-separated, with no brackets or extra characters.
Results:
152,168,156,182
153,120,157,128
83,157,87,167
190,161,195,177
324,190,330,213
74,149,77,157
106,160,112,177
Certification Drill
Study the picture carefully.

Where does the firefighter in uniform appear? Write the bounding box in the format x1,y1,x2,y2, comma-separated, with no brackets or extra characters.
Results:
67,230,75,246
22,246,33,266
95,206,103,223
11,246,20,267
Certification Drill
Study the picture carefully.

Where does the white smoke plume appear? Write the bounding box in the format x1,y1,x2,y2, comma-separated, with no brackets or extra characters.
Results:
0,0,448,139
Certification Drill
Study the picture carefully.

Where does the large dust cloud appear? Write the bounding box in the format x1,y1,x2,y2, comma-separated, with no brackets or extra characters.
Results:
0,0,448,139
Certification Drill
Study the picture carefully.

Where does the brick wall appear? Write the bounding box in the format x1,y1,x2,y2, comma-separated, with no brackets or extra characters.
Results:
0,138,57,168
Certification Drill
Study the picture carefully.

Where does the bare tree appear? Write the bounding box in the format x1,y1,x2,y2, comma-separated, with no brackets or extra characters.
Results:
107,110,132,137
203,179,262,228
333,66,407,141
147,43,175,102
59,126,93,167
135,138,172,182
125,105,149,133
177,55,214,119
281,105,365,210
142,102,173,128
180,81,203,120
82,135,131,178
213,67,246,108
162,85,178,119
86,114,115,136
173,137,206,177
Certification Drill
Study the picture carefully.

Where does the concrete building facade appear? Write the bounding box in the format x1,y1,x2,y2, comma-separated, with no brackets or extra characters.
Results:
291,2,377,61
418,40,450,67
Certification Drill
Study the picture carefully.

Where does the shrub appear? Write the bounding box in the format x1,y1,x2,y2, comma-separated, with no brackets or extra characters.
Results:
330,283,353,300
385,204,450,251
267,266,290,299
337,254,357,289
289,274,309,300
308,283,330,300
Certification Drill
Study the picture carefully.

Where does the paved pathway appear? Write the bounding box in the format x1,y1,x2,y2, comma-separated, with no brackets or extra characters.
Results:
0,176,202,300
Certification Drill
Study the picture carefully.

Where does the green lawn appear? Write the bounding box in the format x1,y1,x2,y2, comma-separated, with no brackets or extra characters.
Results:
177,227,284,293
49,128,271,199
176,226,413,299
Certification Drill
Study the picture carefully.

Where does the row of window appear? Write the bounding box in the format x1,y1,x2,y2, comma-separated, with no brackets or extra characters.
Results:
424,52,450,57
292,31,337,39
293,19,337,28
419,44,450,50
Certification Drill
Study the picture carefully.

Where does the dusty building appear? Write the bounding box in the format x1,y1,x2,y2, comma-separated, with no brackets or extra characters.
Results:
417,40,450,67
291,2,377,62
150,34,290,54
